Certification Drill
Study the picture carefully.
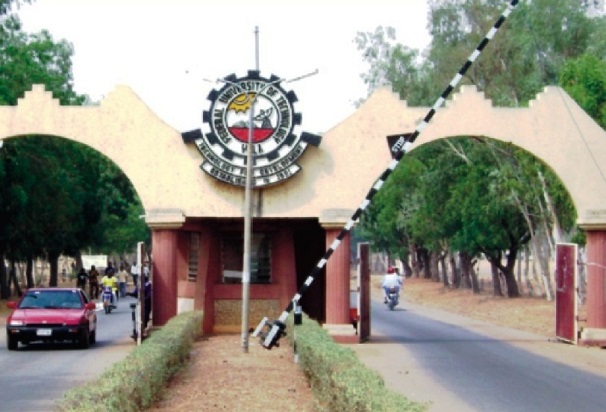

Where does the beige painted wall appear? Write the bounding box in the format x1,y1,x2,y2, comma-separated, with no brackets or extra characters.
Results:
0,84,604,228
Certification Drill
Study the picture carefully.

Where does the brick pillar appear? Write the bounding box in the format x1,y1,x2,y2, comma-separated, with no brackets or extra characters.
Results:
323,225,351,325
586,230,606,328
151,229,179,326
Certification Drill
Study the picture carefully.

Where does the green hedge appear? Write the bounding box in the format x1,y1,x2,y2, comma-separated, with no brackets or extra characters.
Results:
287,314,426,412
56,310,204,412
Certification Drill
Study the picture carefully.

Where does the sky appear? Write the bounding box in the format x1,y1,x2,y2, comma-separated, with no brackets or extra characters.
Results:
17,0,432,134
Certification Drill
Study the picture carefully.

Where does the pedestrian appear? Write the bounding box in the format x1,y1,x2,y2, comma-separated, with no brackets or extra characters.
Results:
76,267,87,290
88,265,100,300
130,261,139,288
117,264,128,298
105,261,116,276
128,274,152,331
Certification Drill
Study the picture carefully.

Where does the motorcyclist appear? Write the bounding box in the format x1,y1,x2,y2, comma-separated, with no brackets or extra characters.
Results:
101,271,118,308
381,267,402,304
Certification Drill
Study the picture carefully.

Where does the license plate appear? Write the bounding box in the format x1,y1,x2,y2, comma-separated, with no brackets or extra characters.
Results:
36,328,52,336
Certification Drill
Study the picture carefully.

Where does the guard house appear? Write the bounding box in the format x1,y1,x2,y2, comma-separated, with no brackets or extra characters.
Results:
2,79,606,344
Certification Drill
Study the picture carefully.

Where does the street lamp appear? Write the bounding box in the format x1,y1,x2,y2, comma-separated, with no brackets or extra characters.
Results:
205,28,317,352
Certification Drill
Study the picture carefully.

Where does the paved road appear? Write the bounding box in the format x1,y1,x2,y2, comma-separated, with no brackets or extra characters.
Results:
347,297,606,412
0,296,137,412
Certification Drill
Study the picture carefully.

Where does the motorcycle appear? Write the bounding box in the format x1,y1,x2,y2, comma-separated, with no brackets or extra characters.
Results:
387,286,399,310
102,285,114,314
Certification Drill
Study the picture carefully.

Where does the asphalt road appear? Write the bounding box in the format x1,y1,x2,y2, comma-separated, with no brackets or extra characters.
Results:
0,295,137,412
348,297,606,412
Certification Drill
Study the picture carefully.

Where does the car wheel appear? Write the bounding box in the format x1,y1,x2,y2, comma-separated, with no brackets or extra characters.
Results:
78,329,90,349
7,334,18,351
89,329,96,345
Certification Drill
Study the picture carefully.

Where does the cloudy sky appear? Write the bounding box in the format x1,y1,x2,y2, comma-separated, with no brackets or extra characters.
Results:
17,0,432,133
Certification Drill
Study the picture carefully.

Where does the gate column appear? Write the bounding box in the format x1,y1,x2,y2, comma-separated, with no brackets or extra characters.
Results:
147,209,185,327
320,211,356,342
580,229,606,346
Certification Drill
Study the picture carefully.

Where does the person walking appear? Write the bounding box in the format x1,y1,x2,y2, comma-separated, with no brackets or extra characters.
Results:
76,267,87,290
130,261,139,288
117,264,128,298
128,274,152,331
88,265,100,300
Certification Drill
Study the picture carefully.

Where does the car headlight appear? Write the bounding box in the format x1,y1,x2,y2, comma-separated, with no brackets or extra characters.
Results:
9,320,25,326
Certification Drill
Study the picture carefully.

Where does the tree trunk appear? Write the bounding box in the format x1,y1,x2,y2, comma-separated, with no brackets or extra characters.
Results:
26,257,35,288
522,245,537,296
410,244,420,278
490,260,503,297
401,258,413,278
502,251,520,298
8,261,22,297
460,256,471,289
429,252,440,282
49,252,59,287
469,261,480,293
0,253,8,299
531,231,553,301
448,252,457,288
419,248,431,279
439,253,449,286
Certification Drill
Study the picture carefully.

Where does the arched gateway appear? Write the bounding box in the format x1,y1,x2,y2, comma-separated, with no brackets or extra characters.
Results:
1,84,605,344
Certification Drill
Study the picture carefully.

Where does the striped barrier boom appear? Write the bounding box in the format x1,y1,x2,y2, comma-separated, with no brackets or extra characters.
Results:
255,0,520,349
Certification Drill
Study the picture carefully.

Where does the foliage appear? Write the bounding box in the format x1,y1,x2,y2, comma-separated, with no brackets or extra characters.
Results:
355,0,599,295
0,9,149,294
287,314,426,412
559,53,606,128
0,16,83,105
0,0,31,16
56,310,204,412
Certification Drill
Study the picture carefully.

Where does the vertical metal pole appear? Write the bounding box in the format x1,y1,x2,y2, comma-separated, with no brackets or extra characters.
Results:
136,242,144,346
241,26,259,353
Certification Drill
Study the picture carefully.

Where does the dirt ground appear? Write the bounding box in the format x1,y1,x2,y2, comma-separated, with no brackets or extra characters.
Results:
147,276,559,411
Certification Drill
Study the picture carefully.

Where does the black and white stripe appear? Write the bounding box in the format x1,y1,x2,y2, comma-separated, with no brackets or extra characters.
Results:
261,0,520,348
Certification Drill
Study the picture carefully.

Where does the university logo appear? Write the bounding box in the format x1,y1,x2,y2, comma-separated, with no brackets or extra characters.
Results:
194,71,320,187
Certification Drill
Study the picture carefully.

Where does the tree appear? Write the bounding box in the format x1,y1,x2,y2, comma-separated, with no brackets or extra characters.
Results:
0,9,148,294
559,53,606,128
354,0,595,299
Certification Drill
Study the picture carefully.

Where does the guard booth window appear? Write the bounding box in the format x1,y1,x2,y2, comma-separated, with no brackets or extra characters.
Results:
222,233,271,284
188,232,199,282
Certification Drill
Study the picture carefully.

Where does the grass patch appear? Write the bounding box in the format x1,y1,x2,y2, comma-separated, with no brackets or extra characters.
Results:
55,310,203,412
287,314,426,412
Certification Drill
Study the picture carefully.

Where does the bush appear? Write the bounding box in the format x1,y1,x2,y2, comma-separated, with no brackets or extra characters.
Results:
287,314,426,412
56,310,203,412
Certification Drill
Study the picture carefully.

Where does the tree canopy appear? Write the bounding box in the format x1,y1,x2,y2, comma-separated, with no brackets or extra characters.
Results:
0,4,149,296
355,0,601,297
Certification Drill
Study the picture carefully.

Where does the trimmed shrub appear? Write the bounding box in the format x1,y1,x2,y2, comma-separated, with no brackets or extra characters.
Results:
287,314,426,412
56,310,203,412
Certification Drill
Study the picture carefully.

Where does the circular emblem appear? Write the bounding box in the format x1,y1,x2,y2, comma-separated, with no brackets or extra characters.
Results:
197,71,308,187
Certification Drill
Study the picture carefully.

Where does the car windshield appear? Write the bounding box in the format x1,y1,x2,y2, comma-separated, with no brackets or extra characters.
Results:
19,290,83,309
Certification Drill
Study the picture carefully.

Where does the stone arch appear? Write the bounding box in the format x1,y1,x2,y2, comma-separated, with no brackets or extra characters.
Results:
326,85,606,344
0,84,202,226
2,83,605,343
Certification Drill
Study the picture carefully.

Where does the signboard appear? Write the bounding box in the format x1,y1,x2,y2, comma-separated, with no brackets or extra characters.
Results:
555,243,578,343
386,133,413,158
194,71,320,188
82,255,107,270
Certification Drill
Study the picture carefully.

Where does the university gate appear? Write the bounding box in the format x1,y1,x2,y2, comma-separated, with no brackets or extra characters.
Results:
1,83,605,344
